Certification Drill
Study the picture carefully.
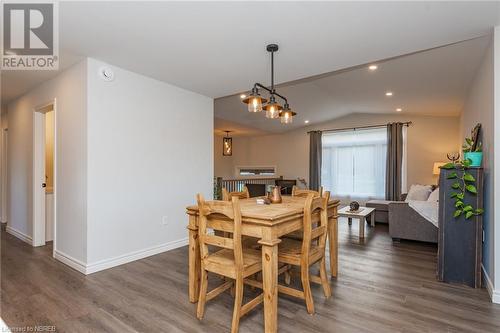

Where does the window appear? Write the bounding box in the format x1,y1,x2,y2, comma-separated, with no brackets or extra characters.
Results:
321,128,387,200
236,166,276,177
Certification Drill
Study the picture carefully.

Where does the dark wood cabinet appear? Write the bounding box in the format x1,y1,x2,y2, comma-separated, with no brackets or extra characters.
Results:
438,167,483,288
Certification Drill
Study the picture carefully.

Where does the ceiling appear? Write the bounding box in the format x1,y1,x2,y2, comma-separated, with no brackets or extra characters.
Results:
2,2,499,105
215,36,491,133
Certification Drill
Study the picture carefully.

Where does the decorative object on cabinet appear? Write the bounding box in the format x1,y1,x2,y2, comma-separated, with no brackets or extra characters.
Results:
462,124,483,167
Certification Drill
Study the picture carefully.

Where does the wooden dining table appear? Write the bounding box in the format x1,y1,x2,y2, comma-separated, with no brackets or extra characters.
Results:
186,195,340,333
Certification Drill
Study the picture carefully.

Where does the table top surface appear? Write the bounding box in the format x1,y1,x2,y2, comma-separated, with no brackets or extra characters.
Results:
187,196,340,223
338,206,375,217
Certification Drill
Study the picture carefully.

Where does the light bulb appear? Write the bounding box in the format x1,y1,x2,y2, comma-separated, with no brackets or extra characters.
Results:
280,110,294,124
266,105,279,119
248,97,263,112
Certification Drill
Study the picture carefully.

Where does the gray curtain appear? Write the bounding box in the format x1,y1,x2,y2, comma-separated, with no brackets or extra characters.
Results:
386,123,404,200
309,131,322,191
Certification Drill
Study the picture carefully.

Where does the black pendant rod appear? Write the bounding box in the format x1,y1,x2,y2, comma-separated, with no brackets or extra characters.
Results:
251,44,289,104
254,83,288,103
271,50,275,93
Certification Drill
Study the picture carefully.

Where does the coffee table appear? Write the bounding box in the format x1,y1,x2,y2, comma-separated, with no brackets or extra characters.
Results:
338,206,376,239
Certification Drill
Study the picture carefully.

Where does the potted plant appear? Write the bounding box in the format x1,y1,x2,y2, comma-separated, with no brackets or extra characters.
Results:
442,158,484,219
462,124,483,167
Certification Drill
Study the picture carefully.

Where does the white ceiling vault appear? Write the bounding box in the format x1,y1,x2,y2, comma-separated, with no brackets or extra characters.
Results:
2,2,499,110
215,36,491,133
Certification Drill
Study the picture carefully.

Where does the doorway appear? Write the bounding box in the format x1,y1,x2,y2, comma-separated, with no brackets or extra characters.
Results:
33,101,56,248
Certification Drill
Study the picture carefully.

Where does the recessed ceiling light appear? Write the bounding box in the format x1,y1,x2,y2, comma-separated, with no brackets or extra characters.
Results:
304,120,310,124
396,108,402,112
368,65,378,70
385,91,393,96
240,94,246,99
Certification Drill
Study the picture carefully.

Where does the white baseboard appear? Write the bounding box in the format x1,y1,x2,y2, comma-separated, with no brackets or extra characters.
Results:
85,237,189,274
6,226,32,245
54,250,87,274
482,264,500,304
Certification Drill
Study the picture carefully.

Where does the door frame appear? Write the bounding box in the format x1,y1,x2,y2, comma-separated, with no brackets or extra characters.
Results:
1,128,7,223
32,99,57,249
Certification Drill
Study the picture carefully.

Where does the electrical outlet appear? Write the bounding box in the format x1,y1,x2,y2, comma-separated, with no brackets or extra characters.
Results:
162,216,168,226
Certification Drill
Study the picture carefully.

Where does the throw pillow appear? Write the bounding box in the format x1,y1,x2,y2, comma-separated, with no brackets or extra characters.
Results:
406,184,433,201
427,188,439,202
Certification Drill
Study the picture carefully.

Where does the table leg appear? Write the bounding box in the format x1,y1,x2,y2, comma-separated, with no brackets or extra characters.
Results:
371,212,375,227
259,238,280,333
328,216,338,278
187,215,200,303
348,217,352,226
359,217,365,239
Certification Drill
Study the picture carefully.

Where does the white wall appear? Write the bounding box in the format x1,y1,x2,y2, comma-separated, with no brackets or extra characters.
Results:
7,60,88,262
86,58,213,270
494,26,500,302
215,113,460,188
460,36,495,296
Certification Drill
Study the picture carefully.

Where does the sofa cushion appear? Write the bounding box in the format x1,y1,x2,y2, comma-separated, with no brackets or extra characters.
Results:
427,188,439,202
406,184,433,201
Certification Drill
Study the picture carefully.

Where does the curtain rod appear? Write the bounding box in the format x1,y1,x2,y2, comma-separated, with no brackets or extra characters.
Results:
307,121,412,134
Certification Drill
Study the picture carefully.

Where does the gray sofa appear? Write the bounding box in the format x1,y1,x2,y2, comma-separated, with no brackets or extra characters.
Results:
366,192,438,243
387,202,438,243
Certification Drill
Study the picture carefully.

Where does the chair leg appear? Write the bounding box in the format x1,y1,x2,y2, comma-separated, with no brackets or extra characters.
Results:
301,267,315,314
319,257,331,298
197,269,208,319
231,277,244,333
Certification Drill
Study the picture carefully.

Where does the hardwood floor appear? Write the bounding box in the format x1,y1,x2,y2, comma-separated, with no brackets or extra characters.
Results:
2,220,500,332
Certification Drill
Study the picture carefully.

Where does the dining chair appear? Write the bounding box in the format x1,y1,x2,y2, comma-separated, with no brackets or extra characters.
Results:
285,186,324,241
196,194,263,333
222,186,250,201
291,185,323,198
278,192,331,314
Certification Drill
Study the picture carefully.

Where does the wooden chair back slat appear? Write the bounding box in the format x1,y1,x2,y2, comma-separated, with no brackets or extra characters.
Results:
196,194,244,269
292,185,323,198
222,186,250,201
310,225,327,241
203,234,235,250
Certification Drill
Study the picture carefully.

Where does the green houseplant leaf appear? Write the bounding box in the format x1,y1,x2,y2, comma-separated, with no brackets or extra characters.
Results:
466,184,477,194
454,210,462,218
465,211,474,219
452,182,460,189
463,205,473,212
447,172,458,179
463,173,475,182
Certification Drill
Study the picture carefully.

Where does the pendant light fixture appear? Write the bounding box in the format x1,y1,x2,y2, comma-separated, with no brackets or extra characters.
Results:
241,44,296,124
279,103,296,124
222,131,233,156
